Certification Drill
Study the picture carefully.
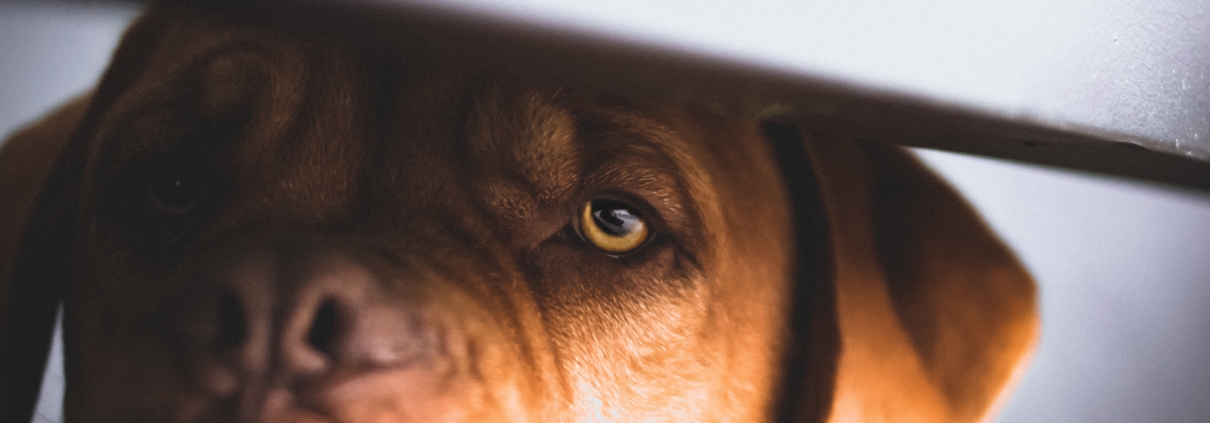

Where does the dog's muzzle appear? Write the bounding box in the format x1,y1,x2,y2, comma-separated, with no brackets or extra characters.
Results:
171,237,477,422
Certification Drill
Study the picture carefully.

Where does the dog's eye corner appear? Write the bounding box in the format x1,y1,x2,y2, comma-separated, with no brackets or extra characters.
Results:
578,199,651,256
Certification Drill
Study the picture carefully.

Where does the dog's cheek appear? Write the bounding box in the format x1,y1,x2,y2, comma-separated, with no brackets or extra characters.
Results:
527,238,695,305
72,198,250,421
524,241,719,419
66,274,212,423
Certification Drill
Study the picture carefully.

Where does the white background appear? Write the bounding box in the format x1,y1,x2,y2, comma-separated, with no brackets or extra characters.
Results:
2,2,1209,422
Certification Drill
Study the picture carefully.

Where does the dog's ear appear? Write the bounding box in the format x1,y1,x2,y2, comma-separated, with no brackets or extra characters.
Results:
760,123,841,423
0,10,176,422
0,95,91,423
801,133,1039,422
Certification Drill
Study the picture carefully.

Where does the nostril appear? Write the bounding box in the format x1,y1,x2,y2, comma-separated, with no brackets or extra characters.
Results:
306,299,341,356
216,291,247,348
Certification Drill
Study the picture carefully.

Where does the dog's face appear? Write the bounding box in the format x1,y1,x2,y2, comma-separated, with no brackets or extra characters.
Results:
1,4,1041,423
59,11,805,423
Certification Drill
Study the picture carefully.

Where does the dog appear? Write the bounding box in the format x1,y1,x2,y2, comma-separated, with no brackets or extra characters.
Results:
0,3,1038,423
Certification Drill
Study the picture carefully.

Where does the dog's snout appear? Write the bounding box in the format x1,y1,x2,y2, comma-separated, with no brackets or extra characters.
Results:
280,292,350,378
187,244,447,407
304,298,340,361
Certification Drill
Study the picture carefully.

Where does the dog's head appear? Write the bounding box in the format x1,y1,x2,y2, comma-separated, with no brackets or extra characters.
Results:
0,4,1036,423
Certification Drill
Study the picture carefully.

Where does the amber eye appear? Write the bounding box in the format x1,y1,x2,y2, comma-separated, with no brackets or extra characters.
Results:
148,173,202,216
580,199,650,255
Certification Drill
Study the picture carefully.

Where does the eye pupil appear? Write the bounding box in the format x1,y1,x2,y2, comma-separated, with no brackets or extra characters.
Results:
593,205,640,236
149,173,201,215
580,199,650,255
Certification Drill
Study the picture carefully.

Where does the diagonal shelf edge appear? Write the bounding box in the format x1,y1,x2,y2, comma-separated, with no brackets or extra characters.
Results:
191,0,1210,191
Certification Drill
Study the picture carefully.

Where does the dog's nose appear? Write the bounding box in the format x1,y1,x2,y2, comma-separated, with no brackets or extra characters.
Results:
191,248,440,397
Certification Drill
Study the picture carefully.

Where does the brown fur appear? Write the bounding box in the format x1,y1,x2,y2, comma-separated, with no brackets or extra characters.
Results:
0,5,1036,423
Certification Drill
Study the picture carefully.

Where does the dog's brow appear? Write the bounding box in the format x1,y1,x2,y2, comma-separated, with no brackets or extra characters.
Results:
573,108,708,227
463,86,581,200
89,42,288,180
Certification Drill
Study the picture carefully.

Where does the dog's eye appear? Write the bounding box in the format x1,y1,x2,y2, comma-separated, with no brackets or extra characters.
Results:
148,173,202,215
579,200,650,255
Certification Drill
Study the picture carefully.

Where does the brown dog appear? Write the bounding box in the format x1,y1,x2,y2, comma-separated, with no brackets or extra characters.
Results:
0,4,1037,423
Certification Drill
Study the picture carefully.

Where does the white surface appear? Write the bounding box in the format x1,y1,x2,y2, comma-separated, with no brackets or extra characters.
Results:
2,2,1210,422
426,0,1210,158
0,3,138,140
0,5,141,423
917,150,1210,423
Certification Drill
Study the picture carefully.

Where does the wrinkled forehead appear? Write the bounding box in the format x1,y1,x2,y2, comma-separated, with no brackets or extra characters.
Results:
86,15,355,168
85,11,713,230
379,73,708,207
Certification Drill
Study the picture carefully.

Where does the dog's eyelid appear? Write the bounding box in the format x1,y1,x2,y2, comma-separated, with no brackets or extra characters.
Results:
94,136,172,185
148,177,200,215
95,99,247,173
569,197,672,258
578,163,693,230
574,191,664,223
574,187,703,240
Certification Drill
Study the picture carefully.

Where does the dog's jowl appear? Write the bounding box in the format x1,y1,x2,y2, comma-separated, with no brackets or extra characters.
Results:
0,4,1038,423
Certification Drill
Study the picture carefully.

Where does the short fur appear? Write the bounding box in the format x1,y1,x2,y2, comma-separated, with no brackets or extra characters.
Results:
0,5,1037,423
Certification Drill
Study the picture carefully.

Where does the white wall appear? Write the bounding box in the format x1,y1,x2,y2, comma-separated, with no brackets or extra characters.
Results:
2,2,1209,422
0,4,140,422
918,150,1210,423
